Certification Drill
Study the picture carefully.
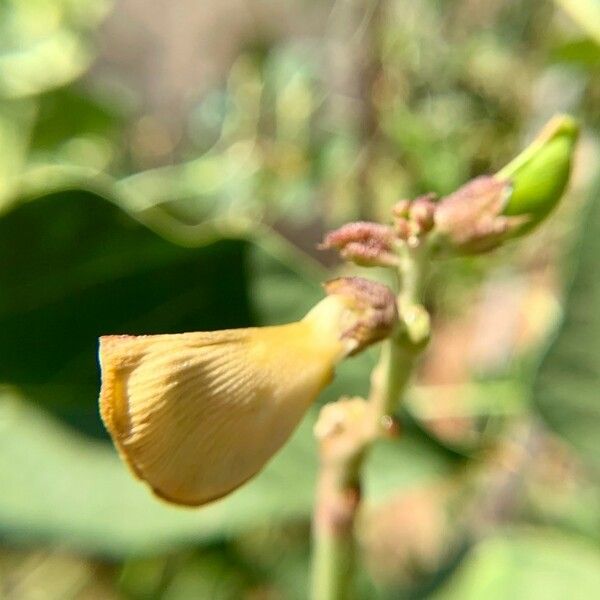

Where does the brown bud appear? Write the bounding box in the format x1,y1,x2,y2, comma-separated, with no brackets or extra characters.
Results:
320,222,398,267
324,277,398,355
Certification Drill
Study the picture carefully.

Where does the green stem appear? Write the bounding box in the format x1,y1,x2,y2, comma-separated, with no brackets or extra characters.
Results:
398,240,428,305
371,243,429,414
370,337,418,418
311,458,361,600
312,531,355,600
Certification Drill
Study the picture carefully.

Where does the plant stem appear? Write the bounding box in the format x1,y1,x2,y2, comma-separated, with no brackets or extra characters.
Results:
371,243,428,416
311,447,362,600
370,336,418,418
311,243,429,599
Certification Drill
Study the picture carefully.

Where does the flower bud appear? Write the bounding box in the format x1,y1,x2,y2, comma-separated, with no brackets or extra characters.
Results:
392,194,438,246
434,114,579,254
409,194,437,233
497,114,579,231
320,222,399,267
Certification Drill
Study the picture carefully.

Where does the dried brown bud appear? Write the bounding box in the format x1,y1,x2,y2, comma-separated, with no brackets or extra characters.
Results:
324,277,398,355
320,222,398,267
434,176,526,254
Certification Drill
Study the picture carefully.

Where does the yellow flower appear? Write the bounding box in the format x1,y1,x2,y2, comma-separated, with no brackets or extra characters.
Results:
99,277,397,506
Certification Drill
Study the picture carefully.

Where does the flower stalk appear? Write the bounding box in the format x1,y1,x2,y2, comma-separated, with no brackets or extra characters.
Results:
311,406,365,600
311,242,430,600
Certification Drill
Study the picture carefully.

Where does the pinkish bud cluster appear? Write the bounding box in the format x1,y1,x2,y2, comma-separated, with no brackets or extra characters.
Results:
320,174,532,266
392,193,437,247
320,222,399,267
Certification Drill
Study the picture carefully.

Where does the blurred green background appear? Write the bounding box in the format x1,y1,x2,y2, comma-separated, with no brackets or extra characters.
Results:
0,0,599,598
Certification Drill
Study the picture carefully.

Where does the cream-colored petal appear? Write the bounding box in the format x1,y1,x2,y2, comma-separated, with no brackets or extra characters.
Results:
99,323,340,506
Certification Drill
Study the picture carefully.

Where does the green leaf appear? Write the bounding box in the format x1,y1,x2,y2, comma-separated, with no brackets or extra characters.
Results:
0,99,36,207
552,38,600,68
29,88,121,166
533,179,600,469
437,528,600,600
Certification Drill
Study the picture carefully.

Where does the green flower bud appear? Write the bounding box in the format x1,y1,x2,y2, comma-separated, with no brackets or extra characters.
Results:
497,114,579,231
433,114,580,256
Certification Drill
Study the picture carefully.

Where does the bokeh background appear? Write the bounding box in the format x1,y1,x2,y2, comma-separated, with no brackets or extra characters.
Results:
0,0,599,598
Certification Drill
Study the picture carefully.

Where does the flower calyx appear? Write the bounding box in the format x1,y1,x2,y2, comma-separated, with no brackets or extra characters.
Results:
433,175,526,254
323,277,399,356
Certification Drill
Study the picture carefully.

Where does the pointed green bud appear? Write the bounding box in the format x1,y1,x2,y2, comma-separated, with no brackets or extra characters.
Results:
433,115,580,256
497,114,579,231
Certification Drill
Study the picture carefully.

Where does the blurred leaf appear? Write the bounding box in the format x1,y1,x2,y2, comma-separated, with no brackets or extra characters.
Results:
554,0,600,43
437,528,600,599
118,142,262,218
0,0,112,99
119,555,175,599
0,546,97,599
533,180,600,469
247,242,323,325
364,434,457,502
0,31,91,99
382,104,469,196
30,88,120,164
0,99,36,206
552,38,600,68
159,552,248,600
